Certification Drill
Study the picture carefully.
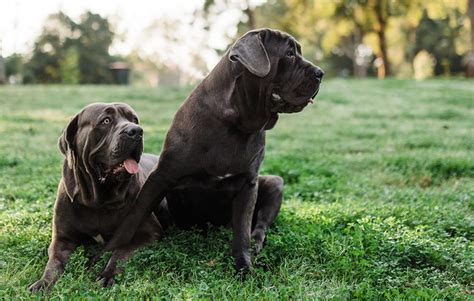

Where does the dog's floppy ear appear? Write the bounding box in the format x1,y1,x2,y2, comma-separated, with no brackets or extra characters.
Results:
229,31,271,77
58,114,79,169
295,40,302,55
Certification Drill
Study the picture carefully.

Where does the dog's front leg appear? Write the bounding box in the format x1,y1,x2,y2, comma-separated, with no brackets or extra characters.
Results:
232,175,258,272
102,170,173,253
29,238,77,292
96,217,162,287
95,247,134,287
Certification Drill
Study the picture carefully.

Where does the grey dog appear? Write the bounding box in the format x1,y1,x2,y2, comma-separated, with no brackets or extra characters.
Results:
100,28,324,272
29,103,162,291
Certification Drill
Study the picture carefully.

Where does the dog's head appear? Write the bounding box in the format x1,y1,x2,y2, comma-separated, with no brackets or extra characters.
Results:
229,28,323,113
59,103,143,206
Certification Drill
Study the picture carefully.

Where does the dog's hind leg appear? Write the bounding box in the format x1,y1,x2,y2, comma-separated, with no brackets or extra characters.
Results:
251,175,284,255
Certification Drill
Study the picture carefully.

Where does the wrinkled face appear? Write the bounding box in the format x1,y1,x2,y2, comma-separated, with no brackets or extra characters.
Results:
264,31,324,113
74,103,143,184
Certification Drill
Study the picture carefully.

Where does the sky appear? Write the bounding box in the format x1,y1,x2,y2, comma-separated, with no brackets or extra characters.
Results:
0,0,258,75
0,0,199,55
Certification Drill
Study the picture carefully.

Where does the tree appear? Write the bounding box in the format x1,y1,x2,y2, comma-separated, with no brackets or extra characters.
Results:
415,11,465,76
76,12,115,84
467,0,474,77
24,11,115,84
253,0,468,79
372,0,391,77
329,0,419,79
24,12,74,83
5,54,23,78
59,47,80,84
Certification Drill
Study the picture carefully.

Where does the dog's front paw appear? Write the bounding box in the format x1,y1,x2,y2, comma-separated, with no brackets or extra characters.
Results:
234,254,251,273
96,272,116,287
28,279,49,293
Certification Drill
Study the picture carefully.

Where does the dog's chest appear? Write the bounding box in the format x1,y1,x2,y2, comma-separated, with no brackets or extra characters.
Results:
201,130,265,176
71,205,129,239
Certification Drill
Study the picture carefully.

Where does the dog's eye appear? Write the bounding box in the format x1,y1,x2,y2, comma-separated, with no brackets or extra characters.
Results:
286,50,295,58
102,117,111,125
133,117,139,124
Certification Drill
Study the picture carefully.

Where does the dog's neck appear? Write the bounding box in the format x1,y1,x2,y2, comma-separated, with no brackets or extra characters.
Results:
62,160,138,209
202,55,276,133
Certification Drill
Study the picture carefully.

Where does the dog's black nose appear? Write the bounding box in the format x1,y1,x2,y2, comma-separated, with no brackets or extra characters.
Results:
125,124,143,139
314,67,324,80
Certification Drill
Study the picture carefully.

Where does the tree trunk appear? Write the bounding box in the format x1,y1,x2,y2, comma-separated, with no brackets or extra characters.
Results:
467,0,474,77
374,0,391,79
407,26,417,77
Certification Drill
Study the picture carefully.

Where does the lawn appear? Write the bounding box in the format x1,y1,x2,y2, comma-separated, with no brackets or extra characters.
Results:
0,79,473,299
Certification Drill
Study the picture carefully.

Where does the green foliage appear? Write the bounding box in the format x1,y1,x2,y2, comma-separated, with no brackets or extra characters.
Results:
76,12,115,84
415,11,465,76
23,17,68,84
59,47,80,84
23,11,115,84
0,80,473,298
4,54,24,78
219,0,472,78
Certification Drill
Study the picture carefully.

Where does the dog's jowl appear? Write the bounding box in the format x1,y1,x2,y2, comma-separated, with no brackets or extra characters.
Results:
102,28,323,272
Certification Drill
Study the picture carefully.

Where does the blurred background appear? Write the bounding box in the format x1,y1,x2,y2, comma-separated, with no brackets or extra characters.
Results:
0,0,473,86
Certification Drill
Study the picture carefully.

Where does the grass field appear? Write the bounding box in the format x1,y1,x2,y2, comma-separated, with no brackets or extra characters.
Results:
0,79,473,299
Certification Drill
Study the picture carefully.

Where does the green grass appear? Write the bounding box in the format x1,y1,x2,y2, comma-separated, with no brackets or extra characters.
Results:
0,79,473,299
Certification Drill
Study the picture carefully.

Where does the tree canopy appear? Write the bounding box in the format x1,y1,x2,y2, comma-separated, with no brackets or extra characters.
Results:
204,0,472,79
22,11,115,84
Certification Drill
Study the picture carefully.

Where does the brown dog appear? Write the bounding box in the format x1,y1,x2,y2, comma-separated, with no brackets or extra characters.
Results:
101,28,323,272
29,103,162,292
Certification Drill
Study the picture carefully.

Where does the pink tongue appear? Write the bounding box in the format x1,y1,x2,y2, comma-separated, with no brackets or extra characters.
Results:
123,158,139,174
